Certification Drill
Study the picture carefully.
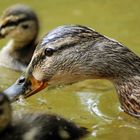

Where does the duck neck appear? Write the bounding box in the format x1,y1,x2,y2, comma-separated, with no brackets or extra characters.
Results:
113,75,140,118
5,38,36,65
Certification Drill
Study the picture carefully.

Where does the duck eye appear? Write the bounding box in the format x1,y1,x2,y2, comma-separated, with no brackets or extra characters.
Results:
45,48,54,57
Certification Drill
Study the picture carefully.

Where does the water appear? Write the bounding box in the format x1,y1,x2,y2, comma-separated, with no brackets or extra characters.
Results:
0,0,140,139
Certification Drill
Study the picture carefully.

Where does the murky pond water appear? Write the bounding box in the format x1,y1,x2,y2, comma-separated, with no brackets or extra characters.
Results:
0,0,140,139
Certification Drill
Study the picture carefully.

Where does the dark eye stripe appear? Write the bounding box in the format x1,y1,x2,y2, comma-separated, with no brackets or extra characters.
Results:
1,17,30,29
56,42,78,51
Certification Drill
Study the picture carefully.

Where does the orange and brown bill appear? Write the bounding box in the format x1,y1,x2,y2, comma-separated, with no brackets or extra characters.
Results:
3,75,48,102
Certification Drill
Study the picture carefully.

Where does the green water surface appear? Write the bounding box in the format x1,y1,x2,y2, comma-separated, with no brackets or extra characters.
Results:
0,0,140,140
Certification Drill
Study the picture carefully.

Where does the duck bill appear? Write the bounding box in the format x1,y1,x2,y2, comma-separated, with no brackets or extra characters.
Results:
3,76,48,102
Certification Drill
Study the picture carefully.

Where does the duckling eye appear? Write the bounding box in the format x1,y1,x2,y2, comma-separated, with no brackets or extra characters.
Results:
22,24,29,29
45,48,54,57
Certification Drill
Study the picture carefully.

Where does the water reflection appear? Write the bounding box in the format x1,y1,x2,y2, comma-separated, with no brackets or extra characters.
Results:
78,92,113,122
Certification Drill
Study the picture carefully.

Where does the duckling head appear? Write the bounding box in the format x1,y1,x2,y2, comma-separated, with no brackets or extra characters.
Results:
0,93,11,132
0,4,39,46
4,25,140,105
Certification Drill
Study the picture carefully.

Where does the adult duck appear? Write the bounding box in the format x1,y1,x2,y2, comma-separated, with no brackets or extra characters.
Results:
0,93,88,140
4,25,140,118
0,4,39,71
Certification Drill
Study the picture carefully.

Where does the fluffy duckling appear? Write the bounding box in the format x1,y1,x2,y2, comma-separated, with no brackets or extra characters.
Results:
0,93,88,140
0,4,39,71
4,25,140,118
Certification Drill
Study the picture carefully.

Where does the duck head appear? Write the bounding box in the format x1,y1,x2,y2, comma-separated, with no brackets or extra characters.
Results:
0,4,39,44
4,25,140,102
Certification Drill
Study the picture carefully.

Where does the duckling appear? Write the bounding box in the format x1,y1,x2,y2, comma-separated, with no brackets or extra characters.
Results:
4,25,140,118
0,4,39,71
0,93,11,133
0,93,88,140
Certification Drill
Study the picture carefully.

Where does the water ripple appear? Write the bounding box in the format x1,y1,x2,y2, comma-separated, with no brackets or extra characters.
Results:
77,91,113,122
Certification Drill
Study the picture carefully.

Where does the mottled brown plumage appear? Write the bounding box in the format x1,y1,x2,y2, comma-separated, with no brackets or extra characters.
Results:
4,25,140,118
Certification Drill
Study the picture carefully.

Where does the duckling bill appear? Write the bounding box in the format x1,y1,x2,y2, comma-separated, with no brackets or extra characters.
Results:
0,93,88,140
4,25,140,118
